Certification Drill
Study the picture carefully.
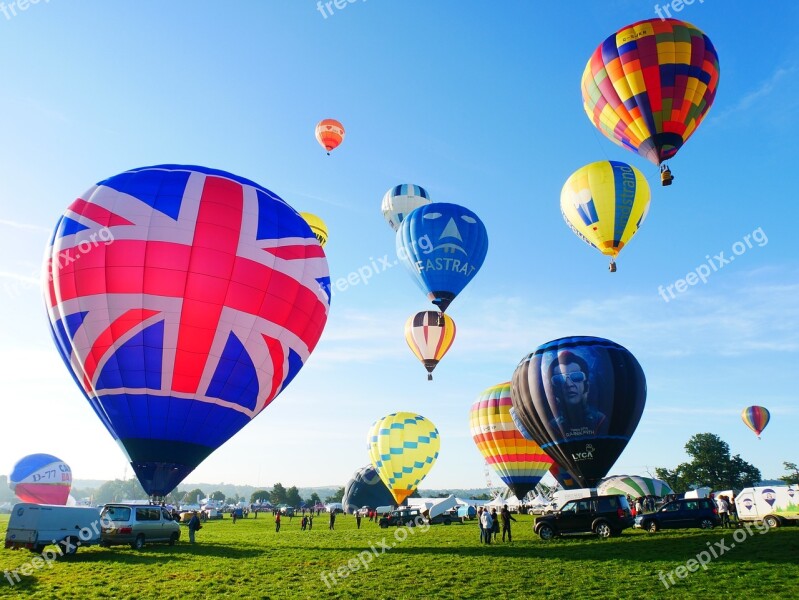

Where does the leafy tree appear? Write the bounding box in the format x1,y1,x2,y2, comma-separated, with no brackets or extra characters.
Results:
780,462,799,485
210,490,226,502
656,433,761,492
271,483,288,505
95,479,148,504
285,486,303,507
325,487,345,503
183,488,206,504
309,492,321,505
251,490,271,503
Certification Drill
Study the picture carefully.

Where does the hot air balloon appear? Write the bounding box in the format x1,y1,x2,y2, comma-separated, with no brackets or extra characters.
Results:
300,212,329,247
741,406,770,439
397,203,488,312
581,18,720,185
404,310,456,380
470,382,554,500
342,464,395,513
9,454,72,505
381,184,432,232
597,475,673,499
511,336,647,489
561,160,651,272
44,165,331,499
367,412,440,505
548,462,581,490
315,119,345,155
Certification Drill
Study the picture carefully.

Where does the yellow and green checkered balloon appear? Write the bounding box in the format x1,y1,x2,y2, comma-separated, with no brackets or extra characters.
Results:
367,412,440,505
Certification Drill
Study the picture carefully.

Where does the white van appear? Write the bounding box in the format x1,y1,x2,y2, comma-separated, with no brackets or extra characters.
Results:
549,488,597,512
735,485,799,528
4,503,103,555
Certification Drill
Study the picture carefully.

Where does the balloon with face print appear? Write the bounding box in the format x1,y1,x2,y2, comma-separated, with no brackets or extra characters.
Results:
396,203,488,312
511,336,647,489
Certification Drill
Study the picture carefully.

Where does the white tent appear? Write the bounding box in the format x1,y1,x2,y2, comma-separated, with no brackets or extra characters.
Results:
531,493,550,507
486,495,522,508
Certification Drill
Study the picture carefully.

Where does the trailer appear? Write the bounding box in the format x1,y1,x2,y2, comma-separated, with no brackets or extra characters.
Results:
4,503,103,555
735,485,799,528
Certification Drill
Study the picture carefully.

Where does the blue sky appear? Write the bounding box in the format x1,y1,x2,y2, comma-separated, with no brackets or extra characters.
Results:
0,0,796,493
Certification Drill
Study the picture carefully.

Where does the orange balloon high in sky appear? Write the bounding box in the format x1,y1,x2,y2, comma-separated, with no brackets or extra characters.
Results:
315,118,345,155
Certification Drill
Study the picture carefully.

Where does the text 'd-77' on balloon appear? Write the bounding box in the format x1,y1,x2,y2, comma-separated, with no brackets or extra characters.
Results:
44,165,331,498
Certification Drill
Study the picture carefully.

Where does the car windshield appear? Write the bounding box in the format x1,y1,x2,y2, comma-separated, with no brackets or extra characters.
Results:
101,506,131,522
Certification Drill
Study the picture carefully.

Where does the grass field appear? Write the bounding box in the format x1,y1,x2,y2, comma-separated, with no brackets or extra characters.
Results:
1,512,798,599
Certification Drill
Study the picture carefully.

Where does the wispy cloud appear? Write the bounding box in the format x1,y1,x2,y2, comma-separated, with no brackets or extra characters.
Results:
710,65,798,124
0,219,50,233
315,267,799,366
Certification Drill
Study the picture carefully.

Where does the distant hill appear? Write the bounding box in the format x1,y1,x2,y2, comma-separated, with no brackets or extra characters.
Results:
67,480,493,503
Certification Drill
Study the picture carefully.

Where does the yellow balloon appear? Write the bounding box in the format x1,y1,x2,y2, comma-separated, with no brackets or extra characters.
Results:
560,161,651,269
367,412,440,505
300,212,328,247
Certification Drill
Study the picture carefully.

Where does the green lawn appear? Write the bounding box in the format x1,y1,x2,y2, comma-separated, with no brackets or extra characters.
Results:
1,512,797,599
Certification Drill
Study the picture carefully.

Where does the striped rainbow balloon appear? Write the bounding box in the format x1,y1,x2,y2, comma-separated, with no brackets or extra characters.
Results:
470,382,554,500
741,406,770,439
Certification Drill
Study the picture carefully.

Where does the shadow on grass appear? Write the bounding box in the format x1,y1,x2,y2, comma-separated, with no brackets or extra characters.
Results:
56,542,263,564
294,528,799,565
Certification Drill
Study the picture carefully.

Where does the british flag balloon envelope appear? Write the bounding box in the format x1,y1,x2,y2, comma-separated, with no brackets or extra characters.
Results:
44,165,331,497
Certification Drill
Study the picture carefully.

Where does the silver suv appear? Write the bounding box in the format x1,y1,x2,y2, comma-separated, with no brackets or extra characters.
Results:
100,504,181,549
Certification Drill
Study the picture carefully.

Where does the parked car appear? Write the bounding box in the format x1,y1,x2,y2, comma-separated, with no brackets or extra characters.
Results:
534,494,633,540
635,498,720,532
100,504,181,549
379,508,425,528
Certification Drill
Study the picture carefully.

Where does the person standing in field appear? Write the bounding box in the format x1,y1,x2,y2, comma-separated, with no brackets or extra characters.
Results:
329,510,336,530
356,512,362,529
308,515,314,530
275,511,281,533
477,507,485,543
500,505,517,542
480,509,493,545
188,511,201,544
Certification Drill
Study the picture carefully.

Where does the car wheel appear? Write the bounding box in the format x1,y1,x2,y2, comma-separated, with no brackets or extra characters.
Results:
169,532,179,546
32,544,47,554
131,534,145,550
379,522,388,529
764,515,780,528
444,519,451,525
538,524,555,541
699,519,715,529
595,522,612,539
647,521,658,534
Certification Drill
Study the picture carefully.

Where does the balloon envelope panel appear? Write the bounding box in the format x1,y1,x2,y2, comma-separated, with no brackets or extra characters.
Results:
560,161,650,260
581,18,720,166
367,412,440,505
511,336,646,488
342,464,395,512
9,454,72,505
396,203,488,312
470,382,554,500
44,165,331,496
741,406,770,437
598,475,673,498
381,184,432,232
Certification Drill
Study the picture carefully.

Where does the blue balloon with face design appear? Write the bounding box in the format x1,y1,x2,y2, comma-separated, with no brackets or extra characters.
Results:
396,203,488,312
